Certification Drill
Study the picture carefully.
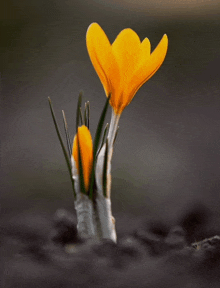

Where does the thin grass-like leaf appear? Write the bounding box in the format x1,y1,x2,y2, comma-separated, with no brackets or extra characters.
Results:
97,123,109,156
102,139,109,197
89,94,111,199
79,107,84,126
77,131,86,195
84,102,87,127
62,110,72,158
76,92,83,132
87,101,90,129
84,101,90,128
48,97,76,198
83,101,90,129
93,93,111,158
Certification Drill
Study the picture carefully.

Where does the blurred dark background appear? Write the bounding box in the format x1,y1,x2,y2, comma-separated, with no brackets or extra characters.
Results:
1,0,220,230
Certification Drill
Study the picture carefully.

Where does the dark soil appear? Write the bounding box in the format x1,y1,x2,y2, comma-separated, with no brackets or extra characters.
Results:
1,206,220,288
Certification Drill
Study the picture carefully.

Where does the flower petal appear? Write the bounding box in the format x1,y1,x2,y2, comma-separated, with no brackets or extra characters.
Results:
144,34,168,78
72,125,93,192
126,34,168,103
86,23,119,97
112,28,141,74
111,29,142,112
140,37,151,60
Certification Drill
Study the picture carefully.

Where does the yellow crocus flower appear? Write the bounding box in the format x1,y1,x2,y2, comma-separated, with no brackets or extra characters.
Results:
86,23,168,115
72,125,93,192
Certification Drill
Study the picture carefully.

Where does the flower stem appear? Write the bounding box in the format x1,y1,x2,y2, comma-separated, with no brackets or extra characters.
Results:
108,110,120,149
96,194,117,242
72,156,99,239
74,193,98,238
95,109,120,242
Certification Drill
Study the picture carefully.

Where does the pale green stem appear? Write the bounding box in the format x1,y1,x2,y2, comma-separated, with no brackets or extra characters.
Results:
95,109,120,242
71,156,98,239
105,109,120,199
96,194,116,241
75,193,97,238
107,109,121,150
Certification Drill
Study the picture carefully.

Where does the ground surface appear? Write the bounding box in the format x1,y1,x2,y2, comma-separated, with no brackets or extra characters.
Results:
1,205,220,288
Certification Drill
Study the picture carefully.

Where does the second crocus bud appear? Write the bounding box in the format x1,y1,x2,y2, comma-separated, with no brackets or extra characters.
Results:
72,125,93,192
71,125,97,238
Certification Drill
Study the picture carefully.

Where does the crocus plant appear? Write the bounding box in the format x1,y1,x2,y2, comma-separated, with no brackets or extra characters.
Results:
49,23,168,242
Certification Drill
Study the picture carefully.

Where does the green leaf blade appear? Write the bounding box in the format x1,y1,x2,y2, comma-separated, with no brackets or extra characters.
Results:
48,97,76,198
89,94,111,199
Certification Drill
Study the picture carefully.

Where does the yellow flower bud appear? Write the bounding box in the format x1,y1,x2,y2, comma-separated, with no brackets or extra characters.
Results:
72,125,93,192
